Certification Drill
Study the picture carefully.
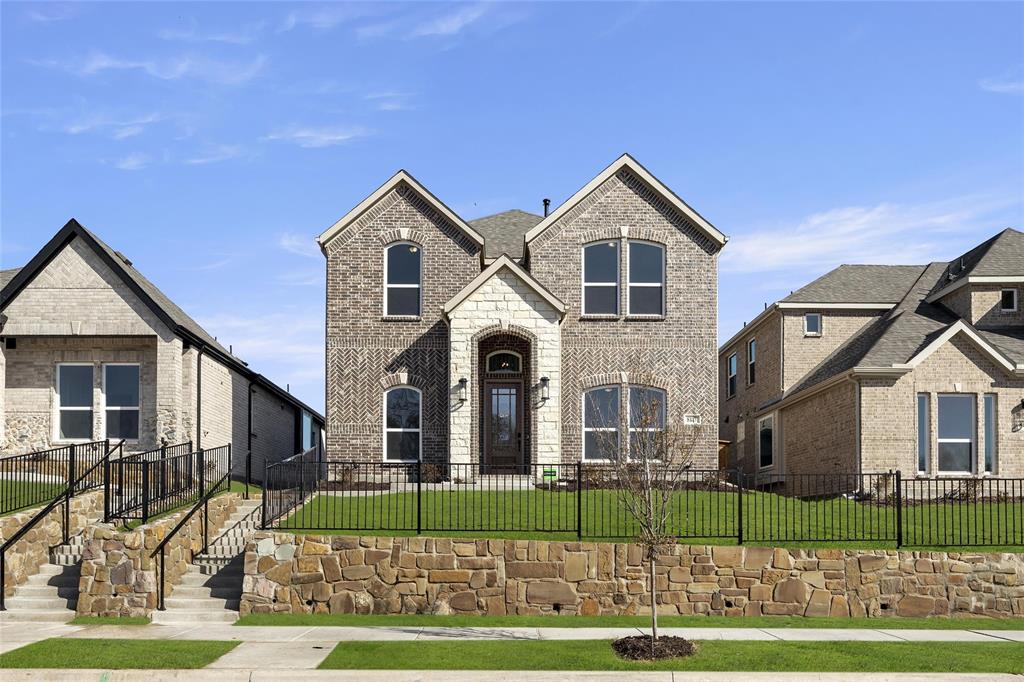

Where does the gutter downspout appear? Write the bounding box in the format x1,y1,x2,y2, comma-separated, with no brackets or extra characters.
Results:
196,345,204,451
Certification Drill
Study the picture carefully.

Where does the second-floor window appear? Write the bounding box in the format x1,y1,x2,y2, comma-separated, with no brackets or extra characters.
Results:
747,339,757,385
726,353,737,398
1000,289,1018,313
583,241,619,315
627,241,665,316
804,312,822,337
385,243,421,317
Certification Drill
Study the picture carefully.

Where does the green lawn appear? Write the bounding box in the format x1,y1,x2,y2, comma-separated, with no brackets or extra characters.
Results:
236,612,1024,630
0,638,238,669
318,640,1024,672
0,480,66,516
275,488,1024,550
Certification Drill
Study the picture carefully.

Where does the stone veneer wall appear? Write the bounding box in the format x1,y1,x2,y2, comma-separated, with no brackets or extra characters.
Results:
0,490,105,597
241,533,1024,619
76,492,240,617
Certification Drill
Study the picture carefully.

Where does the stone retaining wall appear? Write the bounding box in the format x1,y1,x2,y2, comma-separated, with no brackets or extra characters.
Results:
76,492,240,617
241,534,1024,619
1,490,104,597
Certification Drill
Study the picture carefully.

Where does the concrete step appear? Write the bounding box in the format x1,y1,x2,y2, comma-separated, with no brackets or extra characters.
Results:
14,585,80,598
0,609,75,623
51,554,82,566
164,596,239,610
25,573,80,588
34,564,65,576
4,595,72,610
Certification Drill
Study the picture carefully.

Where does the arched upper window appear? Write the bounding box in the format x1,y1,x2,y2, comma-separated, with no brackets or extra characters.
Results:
582,386,620,460
627,241,665,316
486,351,522,374
384,387,421,461
384,243,421,317
582,241,619,315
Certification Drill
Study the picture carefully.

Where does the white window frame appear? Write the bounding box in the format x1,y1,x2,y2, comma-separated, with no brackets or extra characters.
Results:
726,353,737,398
102,363,141,442
936,393,975,475
757,413,776,469
746,338,757,385
983,394,997,474
804,313,822,337
54,363,94,443
627,385,667,460
383,386,422,462
581,241,619,316
383,242,422,318
582,385,620,461
626,240,666,317
485,350,523,374
1000,288,1018,313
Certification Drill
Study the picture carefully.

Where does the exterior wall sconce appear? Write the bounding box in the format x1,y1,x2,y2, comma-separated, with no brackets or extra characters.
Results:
458,378,468,402
540,376,550,401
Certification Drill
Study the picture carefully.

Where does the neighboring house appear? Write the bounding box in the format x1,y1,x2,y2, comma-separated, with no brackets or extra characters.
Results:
719,228,1024,479
319,154,726,469
0,220,324,479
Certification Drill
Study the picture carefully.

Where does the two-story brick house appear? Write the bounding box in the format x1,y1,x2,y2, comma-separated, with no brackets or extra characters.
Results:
319,154,727,470
719,228,1024,478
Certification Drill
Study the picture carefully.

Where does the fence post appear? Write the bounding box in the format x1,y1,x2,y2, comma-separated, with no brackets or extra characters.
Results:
894,470,903,549
159,439,167,499
245,448,252,501
103,455,111,523
576,461,582,540
158,547,166,611
736,469,744,545
416,461,423,535
261,458,269,530
68,443,77,493
141,460,151,523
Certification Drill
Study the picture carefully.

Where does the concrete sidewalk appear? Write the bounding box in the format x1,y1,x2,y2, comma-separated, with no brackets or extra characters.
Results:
1,671,1019,681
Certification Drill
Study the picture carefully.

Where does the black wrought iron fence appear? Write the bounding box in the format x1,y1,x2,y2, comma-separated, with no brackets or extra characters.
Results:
259,460,1024,549
0,439,109,515
106,444,231,523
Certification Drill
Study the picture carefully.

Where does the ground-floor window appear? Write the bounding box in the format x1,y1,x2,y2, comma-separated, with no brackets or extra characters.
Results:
56,364,93,441
984,394,996,473
937,394,974,473
384,387,421,461
628,386,666,458
104,364,140,440
917,393,929,473
757,414,775,468
583,386,619,460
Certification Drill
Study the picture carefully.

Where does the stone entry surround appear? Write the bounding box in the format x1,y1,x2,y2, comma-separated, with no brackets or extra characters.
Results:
240,533,1024,619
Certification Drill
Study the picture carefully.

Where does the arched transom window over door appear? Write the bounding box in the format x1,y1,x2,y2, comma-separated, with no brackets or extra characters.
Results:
486,351,522,374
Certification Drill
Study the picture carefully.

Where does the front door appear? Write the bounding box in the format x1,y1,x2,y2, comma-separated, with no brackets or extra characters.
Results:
484,382,522,473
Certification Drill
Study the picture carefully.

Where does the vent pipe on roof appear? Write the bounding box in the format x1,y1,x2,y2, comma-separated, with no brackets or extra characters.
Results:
543,198,550,217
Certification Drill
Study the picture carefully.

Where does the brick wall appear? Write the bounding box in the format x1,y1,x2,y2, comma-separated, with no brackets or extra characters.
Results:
528,169,720,467
781,310,882,391
782,379,858,475
949,284,1024,328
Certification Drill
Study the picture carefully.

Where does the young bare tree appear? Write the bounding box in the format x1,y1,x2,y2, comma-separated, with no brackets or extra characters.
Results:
588,386,701,652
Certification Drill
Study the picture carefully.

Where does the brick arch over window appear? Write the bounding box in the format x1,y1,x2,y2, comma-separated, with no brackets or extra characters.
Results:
580,371,671,392
379,372,429,391
378,229,426,247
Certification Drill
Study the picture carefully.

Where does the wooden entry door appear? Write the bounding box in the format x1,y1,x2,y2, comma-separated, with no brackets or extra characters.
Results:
484,382,522,473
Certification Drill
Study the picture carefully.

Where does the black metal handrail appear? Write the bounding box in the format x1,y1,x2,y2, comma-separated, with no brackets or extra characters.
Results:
118,440,193,462
1,439,124,610
0,439,109,515
150,451,232,611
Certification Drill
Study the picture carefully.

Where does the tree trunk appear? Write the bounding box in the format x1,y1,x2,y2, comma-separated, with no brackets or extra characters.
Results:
650,554,658,650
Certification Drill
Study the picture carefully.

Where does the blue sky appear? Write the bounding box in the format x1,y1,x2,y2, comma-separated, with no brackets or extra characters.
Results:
2,1,1022,413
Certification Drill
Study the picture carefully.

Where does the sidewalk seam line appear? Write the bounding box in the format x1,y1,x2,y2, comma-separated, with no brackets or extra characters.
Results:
968,629,1017,643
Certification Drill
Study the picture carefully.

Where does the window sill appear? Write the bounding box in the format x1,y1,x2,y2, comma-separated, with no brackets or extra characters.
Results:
580,314,620,321
804,334,821,338
382,316,421,322
625,315,665,321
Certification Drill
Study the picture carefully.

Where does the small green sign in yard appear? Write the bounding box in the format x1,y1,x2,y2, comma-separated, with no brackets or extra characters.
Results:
543,468,557,481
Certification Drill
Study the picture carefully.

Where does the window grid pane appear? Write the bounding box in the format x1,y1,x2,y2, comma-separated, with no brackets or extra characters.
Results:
984,395,996,473
583,386,619,460
59,365,93,407
105,365,139,408
384,387,421,461
937,394,974,472
917,394,929,472
758,416,774,468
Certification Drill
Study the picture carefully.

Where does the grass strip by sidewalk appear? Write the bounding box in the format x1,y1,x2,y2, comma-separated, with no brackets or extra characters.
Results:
236,612,1024,630
318,640,1024,673
0,638,238,669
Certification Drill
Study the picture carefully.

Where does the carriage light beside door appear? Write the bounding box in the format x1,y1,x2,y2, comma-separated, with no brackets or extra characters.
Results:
540,376,550,401
458,378,468,402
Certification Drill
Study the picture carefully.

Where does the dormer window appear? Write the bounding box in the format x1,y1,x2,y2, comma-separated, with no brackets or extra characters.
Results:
1000,288,1018,313
385,243,421,317
804,313,822,337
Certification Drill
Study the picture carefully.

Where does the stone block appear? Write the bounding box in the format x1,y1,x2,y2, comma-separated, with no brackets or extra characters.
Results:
505,562,559,579
428,570,472,583
774,579,810,604
526,581,577,605
565,553,588,582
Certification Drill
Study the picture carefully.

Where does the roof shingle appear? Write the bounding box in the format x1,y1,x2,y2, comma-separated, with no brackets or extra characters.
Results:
468,210,543,259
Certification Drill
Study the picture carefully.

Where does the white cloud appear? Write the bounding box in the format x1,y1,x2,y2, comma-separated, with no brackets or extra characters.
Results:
280,5,380,32
184,144,244,165
263,125,370,148
721,193,1019,274
979,71,1024,94
278,232,320,259
277,270,325,286
158,20,266,45
33,52,267,84
410,3,489,38
365,91,414,112
111,153,150,171
59,112,162,139
25,4,77,23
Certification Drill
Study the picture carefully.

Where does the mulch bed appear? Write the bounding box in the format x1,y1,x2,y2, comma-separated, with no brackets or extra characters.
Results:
611,635,697,661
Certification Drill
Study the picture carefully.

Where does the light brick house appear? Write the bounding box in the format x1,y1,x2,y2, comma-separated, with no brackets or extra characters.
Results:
719,228,1024,478
319,154,727,469
0,219,324,477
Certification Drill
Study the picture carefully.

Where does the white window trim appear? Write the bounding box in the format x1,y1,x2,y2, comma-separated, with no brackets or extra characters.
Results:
1000,288,1018,313
485,350,523,374
581,241,619,317
627,385,666,461
916,393,929,474
54,363,94,443
983,394,997,474
757,413,776,470
626,240,666,317
582,386,620,462
804,313,822,337
382,386,422,462
383,242,422,318
726,353,737,398
746,338,757,385
936,394,975,475
102,363,141,442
